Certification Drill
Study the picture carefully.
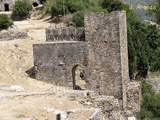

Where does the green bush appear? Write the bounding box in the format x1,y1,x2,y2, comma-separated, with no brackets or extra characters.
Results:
0,14,13,30
48,0,84,17
65,0,85,13
101,0,126,12
72,11,84,27
45,0,106,17
50,1,67,17
12,0,32,19
139,81,160,120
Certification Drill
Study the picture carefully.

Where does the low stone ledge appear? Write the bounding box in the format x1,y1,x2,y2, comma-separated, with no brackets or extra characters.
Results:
0,30,28,41
46,26,85,41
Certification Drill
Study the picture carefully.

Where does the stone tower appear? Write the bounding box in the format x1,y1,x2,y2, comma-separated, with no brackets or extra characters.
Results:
84,11,129,102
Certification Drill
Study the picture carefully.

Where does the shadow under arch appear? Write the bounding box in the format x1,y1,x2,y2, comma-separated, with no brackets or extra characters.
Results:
72,64,86,90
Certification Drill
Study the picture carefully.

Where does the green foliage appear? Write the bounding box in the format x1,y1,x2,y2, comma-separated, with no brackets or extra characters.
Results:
65,0,85,13
46,0,85,17
45,0,107,24
12,0,32,19
139,81,160,120
101,0,127,12
147,25,160,71
72,11,84,27
0,14,13,30
148,1,160,24
50,1,66,17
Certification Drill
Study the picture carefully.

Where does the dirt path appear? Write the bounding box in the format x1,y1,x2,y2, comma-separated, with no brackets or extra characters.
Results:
0,19,49,90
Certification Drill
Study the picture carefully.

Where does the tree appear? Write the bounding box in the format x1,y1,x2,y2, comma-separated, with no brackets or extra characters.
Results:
12,0,32,20
0,14,13,30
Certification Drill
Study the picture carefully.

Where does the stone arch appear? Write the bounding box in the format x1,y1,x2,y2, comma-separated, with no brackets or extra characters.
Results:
4,3,9,11
72,64,86,90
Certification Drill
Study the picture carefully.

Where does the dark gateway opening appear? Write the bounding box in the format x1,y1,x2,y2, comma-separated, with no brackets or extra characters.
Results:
4,3,9,11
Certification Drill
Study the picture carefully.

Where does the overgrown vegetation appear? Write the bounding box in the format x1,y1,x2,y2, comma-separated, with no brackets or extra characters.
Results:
138,81,160,120
148,0,160,24
44,0,107,26
0,14,13,30
72,11,84,27
12,0,32,20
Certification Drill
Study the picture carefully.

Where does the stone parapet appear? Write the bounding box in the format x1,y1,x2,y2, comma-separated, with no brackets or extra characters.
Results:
46,27,85,42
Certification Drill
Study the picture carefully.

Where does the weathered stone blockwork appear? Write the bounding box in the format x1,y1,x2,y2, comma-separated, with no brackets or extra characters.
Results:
0,31,28,41
0,0,15,11
126,82,141,116
46,27,85,42
85,11,129,104
33,41,88,87
33,11,128,100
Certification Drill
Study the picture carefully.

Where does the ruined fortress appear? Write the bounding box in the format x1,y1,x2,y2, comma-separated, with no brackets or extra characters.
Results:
33,11,140,118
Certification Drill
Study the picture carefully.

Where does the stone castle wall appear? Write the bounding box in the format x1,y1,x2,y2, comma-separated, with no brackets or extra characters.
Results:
33,11,129,99
84,11,129,104
46,27,85,42
33,11,136,111
33,41,89,87
33,11,140,118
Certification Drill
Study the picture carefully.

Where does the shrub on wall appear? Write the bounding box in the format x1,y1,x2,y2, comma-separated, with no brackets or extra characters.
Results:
12,0,32,20
45,0,106,18
72,11,84,27
0,14,13,30
50,1,66,17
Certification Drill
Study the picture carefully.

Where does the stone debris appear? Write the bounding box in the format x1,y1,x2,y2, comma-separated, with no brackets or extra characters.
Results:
0,30,28,41
126,82,141,116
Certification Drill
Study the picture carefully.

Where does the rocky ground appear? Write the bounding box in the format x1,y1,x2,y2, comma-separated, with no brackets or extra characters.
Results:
0,18,97,120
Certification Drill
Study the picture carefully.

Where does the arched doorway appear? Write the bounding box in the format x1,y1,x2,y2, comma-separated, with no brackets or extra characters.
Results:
4,3,9,11
72,64,86,90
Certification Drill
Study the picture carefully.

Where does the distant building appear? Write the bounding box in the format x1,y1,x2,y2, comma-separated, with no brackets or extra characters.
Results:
0,0,15,11
0,0,44,12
